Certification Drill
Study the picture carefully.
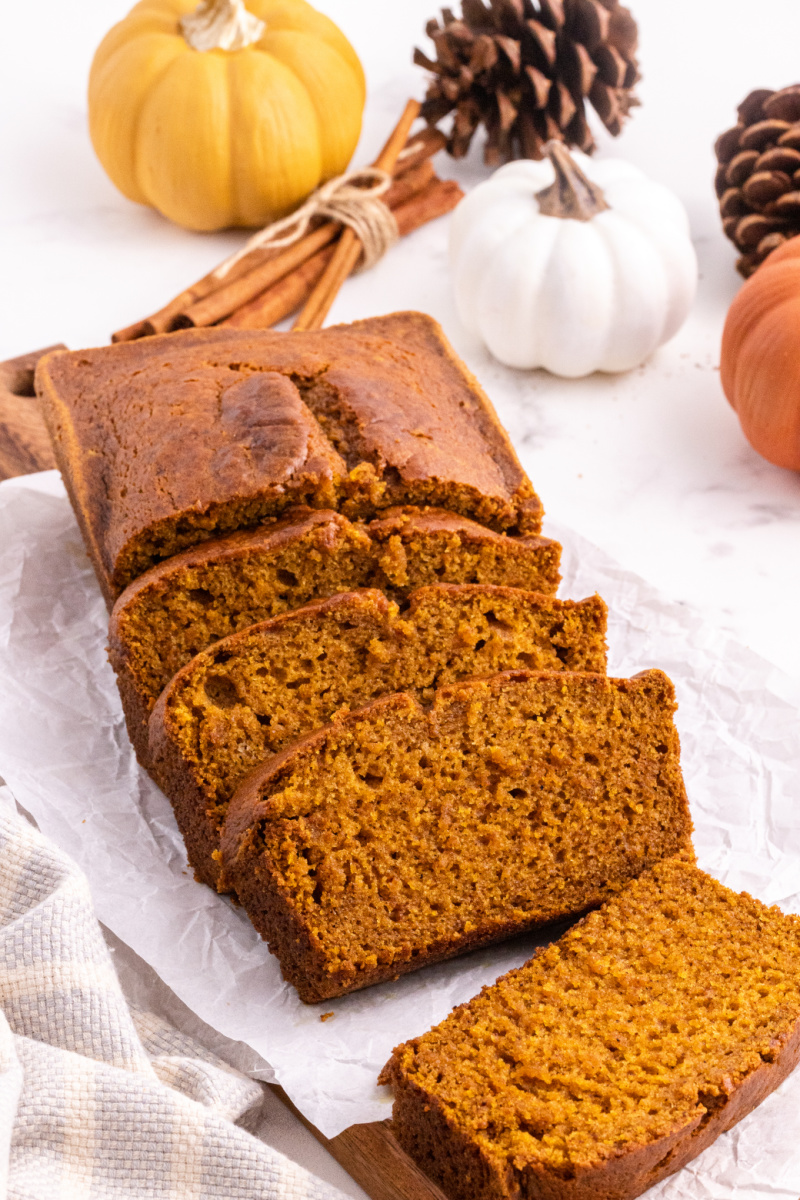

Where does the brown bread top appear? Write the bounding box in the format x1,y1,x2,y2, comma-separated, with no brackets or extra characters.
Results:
36,312,542,600
108,505,562,765
221,669,692,1001
148,586,607,888
380,859,800,1200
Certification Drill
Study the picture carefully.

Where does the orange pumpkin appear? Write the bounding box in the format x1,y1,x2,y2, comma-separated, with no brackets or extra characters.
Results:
720,237,800,470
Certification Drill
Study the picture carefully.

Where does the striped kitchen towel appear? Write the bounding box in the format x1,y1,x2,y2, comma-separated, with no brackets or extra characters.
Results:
0,800,346,1200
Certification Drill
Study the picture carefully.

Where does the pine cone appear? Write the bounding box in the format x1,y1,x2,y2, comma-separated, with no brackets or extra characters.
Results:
413,0,640,165
715,86,800,277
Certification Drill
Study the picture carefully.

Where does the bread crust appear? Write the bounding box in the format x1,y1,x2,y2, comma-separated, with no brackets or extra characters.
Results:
36,313,543,600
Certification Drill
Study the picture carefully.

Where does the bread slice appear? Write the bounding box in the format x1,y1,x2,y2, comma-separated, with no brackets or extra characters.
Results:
220,669,692,1002
150,586,607,889
37,313,543,601
380,858,800,1200
109,507,562,764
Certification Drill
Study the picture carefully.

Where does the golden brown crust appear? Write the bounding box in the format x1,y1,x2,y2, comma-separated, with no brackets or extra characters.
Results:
108,507,562,767
147,587,607,890
37,313,543,600
380,861,800,1200
221,669,692,1000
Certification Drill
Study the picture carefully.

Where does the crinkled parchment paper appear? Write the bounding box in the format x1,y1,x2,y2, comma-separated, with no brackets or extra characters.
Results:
1,472,799,1196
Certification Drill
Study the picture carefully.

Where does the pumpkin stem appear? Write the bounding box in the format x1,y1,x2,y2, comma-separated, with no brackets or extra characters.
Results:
535,141,610,222
180,0,265,52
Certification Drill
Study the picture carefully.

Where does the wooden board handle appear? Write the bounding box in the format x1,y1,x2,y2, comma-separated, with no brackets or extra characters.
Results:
0,345,66,481
269,1085,448,1200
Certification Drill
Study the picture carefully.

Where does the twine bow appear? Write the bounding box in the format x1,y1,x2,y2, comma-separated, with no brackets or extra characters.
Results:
214,167,399,279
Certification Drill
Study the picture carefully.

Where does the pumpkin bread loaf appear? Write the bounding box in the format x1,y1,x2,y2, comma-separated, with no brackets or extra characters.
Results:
220,668,692,1001
380,858,800,1200
109,507,562,762
36,312,543,602
149,586,607,887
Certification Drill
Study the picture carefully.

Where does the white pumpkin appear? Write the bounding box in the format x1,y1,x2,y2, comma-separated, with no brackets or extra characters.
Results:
449,144,698,377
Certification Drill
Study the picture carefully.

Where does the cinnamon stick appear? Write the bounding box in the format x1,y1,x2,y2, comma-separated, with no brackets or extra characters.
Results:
219,177,464,332
221,245,335,330
176,222,339,330
393,178,464,237
393,126,447,175
382,159,436,210
111,125,441,344
293,99,422,333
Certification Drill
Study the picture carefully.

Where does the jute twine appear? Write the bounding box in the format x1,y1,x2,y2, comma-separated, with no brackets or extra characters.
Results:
214,167,399,279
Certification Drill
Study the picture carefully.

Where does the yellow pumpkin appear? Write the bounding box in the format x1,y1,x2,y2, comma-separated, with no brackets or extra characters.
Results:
88,0,365,231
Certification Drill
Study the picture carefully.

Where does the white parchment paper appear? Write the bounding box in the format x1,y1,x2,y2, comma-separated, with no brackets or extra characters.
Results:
1,471,800,1195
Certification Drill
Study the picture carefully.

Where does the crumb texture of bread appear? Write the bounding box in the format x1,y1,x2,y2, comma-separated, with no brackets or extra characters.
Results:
109,506,562,763
36,313,542,600
220,669,692,1001
381,859,800,1200
148,586,607,884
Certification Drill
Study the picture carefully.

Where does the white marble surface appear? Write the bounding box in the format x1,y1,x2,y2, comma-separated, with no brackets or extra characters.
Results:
2,1,800,1195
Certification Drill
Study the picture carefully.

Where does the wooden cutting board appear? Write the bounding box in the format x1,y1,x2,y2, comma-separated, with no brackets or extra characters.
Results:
0,345,446,1200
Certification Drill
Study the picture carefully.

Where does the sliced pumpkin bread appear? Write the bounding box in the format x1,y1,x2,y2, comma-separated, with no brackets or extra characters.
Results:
220,668,692,1001
110,507,561,763
150,585,607,889
380,857,800,1200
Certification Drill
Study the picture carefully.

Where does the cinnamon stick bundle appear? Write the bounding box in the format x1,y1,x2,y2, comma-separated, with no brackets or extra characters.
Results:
175,160,438,331
220,177,463,331
112,121,450,344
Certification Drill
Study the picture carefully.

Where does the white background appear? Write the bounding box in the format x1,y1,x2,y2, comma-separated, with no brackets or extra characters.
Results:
2,1,800,1195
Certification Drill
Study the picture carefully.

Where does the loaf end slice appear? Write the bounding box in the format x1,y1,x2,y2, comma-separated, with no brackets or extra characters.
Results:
36,313,542,599
380,858,800,1200
221,668,693,1000
150,586,607,889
